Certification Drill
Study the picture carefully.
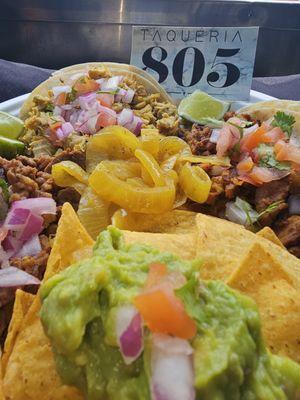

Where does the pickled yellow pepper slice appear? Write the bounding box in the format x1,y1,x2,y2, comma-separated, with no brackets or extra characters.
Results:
179,163,212,203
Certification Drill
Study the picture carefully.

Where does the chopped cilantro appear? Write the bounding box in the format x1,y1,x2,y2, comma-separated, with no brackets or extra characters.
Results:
271,111,295,138
258,144,290,171
0,178,9,202
67,88,77,103
44,103,54,113
258,200,284,219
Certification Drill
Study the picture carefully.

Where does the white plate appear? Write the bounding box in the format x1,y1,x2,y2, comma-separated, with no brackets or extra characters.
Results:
0,90,276,116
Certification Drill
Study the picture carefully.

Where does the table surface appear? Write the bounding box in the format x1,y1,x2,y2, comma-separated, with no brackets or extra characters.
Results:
1,58,300,103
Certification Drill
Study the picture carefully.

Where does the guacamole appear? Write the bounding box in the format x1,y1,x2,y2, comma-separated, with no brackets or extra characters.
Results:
40,227,300,399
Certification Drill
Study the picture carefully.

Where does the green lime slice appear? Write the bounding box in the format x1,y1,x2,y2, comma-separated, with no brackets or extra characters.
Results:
178,90,230,124
0,136,25,159
0,111,24,139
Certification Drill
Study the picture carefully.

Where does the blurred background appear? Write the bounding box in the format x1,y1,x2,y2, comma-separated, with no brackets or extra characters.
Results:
1,0,300,77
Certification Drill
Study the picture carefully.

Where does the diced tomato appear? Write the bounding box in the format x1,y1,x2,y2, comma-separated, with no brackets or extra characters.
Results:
240,125,286,153
96,110,117,129
49,121,62,133
145,263,168,289
274,140,300,164
54,92,67,106
134,289,196,339
97,93,114,108
248,166,289,185
237,156,254,174
216,125,240,157
263,127,286,143
240,126,267,152
73,77,100,95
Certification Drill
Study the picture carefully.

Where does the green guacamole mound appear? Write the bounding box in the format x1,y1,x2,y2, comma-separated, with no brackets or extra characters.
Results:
40,227,300,400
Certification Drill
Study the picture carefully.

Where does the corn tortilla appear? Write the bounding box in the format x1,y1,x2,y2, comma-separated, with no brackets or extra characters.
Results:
257,226,285,248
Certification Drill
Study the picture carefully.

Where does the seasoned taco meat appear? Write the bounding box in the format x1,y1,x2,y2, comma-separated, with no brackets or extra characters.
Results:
184,124,215,155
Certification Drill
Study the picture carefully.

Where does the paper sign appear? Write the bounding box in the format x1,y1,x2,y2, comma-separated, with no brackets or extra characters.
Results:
130,26,259,100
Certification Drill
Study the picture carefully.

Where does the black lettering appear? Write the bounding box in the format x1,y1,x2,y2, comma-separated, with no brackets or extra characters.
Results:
181,30,190,42
173,47,205,86
141,28,149,41
224,30,228,43
210,30,219,42
166,30,176,42
152,30,162,42
232,30,242,43
195,29,205,42
142,46,168,83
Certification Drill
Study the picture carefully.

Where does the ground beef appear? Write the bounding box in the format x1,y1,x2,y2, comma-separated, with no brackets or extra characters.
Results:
223,111,236,121
0,155,54,203
275,215,300,249
254,177,290,226
184,124,215,155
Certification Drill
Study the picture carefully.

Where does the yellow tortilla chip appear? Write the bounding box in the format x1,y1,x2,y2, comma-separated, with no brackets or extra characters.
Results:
195,213,300,282
3,298,83,400
113,209,197,234
2,203,94,400
0,351,4,400
123,230,197,260
2,290,34,375
45,202,93,280
227,242,300,363
257,226,285,248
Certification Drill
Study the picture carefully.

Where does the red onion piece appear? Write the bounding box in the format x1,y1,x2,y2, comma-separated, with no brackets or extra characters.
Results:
116,305,143,365
11,198,56,216
3,233,22,254
18,213,43,241
209,129,220,144
123,88,135,104
124,115,143,136
15,234,42,258
78,92,98,110
117,109,134,126
5,208,30,229
151,334,195,400
243,123,259,136
0,266,40,288
101,76,123,91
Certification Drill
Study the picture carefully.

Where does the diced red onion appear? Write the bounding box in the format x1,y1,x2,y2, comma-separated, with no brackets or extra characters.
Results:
116,305,143,365
15,234,42,258
78,92,98,110
124,115,143,136
0,267,40,288
117,109,134,126
5,208,30,230
115,88,127,102
96,78,105,85
11,198,56,216
288,194,300,215
18,213,43,242
52,85,71,98
2,234,22,254
101,76,123,91
57,122,73,140
123,89,135,104
0,227,8,242
209,129,220,143
151,334,195,400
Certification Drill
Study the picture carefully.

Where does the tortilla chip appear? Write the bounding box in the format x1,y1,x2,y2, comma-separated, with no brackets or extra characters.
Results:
257,226,285,248
3,298,83,400
2,203,93,400
113,209,197,234
195,213,300,281
227,242,300,363
45,202,93,280
0,352,4,400
2,290,34,375
123,230,197,260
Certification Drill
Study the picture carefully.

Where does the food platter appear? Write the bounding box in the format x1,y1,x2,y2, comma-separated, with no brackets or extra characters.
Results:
0,63,300,400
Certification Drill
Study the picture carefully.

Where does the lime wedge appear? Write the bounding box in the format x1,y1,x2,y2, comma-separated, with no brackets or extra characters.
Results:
178,90,230,124
0,137,25,159
0,111,24,139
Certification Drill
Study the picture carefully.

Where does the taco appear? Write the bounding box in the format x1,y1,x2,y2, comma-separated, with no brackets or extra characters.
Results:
179,99,300,258
19,62,178,157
